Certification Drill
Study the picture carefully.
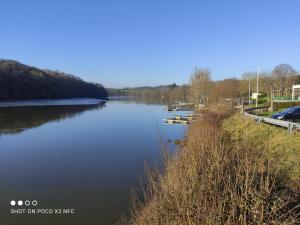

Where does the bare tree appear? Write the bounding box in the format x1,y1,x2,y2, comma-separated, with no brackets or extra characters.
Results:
189,68,214,104
272,64,297,93
240,72,257,97
209,78,240,104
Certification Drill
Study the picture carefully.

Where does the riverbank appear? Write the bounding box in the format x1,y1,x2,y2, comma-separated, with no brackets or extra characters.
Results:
121,110,300,225
0,98,106,107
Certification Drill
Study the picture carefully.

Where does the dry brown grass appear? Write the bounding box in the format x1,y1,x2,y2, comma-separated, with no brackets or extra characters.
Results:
119,111,300,225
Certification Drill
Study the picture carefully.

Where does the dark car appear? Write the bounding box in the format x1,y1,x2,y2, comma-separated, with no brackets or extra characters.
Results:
271,106,300,122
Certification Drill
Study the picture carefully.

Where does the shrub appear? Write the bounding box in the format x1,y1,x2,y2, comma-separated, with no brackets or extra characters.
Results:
273,102,300,111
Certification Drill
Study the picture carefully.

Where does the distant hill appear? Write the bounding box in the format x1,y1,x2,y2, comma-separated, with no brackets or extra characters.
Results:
0,60,108,100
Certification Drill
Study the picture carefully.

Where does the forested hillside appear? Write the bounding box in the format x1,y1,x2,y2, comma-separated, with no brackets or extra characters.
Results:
0,60,108,99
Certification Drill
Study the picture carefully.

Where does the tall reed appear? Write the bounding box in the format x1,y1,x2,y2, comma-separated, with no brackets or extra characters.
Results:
120,111,299,225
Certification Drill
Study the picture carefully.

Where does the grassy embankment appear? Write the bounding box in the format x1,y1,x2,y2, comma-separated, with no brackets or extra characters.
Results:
121,110,300,225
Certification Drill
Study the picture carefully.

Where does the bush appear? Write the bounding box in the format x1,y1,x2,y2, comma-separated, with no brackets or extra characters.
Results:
273,102,300,111
251,97,268,104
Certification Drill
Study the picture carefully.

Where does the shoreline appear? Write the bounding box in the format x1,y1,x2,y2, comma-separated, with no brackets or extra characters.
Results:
0,98,107,108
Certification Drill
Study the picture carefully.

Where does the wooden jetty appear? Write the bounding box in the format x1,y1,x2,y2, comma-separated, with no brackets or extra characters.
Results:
164,118,189,125
164,102,194,111
164,107,179,111
164,113,202,125
174,115,194,121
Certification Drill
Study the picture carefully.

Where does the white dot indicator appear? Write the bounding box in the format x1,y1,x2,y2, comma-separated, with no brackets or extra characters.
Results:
32,200,38,206
10,200,16,206
25,200,30,206
18,200,23,206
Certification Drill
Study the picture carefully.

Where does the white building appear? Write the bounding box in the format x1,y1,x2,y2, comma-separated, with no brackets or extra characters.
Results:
251,93,261,99
292,85,300,100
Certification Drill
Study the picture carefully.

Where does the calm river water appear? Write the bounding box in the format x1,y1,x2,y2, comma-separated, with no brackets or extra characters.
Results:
0,99,187,225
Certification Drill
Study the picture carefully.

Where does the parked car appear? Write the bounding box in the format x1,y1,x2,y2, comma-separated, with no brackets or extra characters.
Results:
271,106,300,122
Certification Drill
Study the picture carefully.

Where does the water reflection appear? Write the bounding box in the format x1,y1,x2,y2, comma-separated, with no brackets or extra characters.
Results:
0,102,105,135
0,100,185,225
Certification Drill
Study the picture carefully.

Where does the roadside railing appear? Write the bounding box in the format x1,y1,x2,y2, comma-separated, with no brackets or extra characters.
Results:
243,107,300,134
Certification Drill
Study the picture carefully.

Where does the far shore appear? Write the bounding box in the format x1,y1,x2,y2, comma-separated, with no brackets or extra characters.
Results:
0,98,107,107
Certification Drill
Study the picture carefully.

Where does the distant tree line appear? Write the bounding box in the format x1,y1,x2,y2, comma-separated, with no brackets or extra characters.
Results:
189,64,300,105
0,60,108,100
109,63,299,105
108,84,190,104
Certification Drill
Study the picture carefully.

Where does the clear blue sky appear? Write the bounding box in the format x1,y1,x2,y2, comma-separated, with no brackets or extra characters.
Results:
1,0,299,88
